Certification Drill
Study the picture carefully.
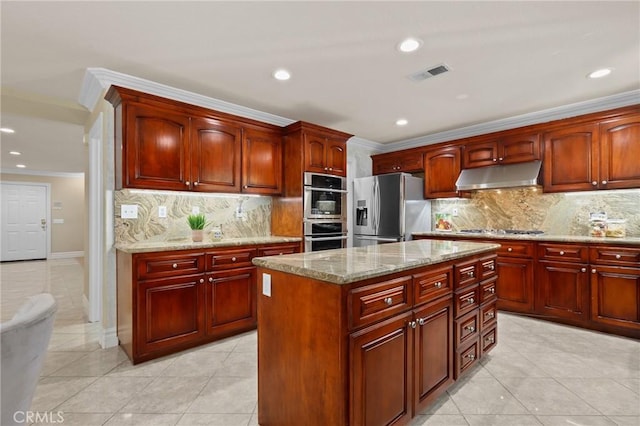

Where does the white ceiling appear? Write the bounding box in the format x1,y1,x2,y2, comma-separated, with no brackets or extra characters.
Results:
1,1,639,174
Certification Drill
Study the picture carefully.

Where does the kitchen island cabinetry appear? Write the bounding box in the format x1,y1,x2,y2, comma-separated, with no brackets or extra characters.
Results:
423,146,462,199
254,240,499,426
116,241,299,364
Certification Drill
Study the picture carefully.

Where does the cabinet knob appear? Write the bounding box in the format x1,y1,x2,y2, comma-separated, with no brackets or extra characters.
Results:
185,181,190,186
193,182,199,186
329,167,333,171
592,268,597,274
243,185,248,189
199,278,204,284
408,321,417,329
492,158,497,162
486,337,495,344
231,256,237,262
435,282,442,288
486,311,495,318
507,247,513,252
417,318,426,326
592,181,598,186
601,180,608,185
581,268,587,273
467,297,475,304
324,167,328,171
489,287,495,294
465,325,475,332
489,264,495,270
172,263,178,269
383,297,393,306
559,251,565,255
465,353,476,360
467,271,474,278
209,277,214,283
615,254,622,259
498,157,503,161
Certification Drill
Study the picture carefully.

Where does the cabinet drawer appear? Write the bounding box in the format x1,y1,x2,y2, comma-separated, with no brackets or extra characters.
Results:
455,310,479,347
456,340,479,378
349,276,412,329
414,266,452,305
481,327,497,355
497,241,535,257
455,260,478,289
136,253,205,280
480,278,497,304
480,302,497,331
258,244,300,257
590,246,640,266
207,249,256,270
454,286,479,318
538,243,588,262
479,256,497,280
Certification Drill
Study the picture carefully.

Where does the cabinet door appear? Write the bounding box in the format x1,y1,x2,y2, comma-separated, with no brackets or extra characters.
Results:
499,132,541,164
591,265,640,333
372,155,401,175
543,124,599,192
413,296,454,412
350,311,413,426
304,133,328,173
242,128,282,194
190,117,242,192
463,140,498,168
124,104,190,190
537,261,590,322
495,257,535,313
136,274,205,357
599,113,640,189
205,267,257,337
424,147,461,199
325,138,347,176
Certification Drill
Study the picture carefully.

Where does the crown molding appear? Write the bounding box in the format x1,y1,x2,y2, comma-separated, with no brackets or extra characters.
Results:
347,136,385,153
78,68,295,126
385,90,640,152
0,169,85,178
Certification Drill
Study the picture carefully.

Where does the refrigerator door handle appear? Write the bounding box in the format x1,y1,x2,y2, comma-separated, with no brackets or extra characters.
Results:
355,236,401,242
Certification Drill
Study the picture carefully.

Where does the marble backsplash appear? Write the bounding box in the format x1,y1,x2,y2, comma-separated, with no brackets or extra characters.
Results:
114,190,272,244
431,187,640,237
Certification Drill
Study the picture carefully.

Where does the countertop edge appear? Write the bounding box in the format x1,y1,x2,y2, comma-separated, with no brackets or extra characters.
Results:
114,236,302,254
412,232,640,246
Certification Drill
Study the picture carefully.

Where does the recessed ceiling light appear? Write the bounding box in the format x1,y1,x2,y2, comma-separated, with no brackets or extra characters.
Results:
0,127,15,134
16,164,26,168
588,68,612,79
9,151,21,155
398,37,422,53
396,118,408,126
273,69,291,81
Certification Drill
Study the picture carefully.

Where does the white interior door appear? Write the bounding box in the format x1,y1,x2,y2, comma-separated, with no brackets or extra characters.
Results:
1,183,48,261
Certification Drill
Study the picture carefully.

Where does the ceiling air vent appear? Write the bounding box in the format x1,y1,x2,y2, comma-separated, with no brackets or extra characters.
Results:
408,63,451,82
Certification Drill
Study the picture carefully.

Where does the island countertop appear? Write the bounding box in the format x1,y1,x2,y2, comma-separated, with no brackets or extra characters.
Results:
252,239,500,285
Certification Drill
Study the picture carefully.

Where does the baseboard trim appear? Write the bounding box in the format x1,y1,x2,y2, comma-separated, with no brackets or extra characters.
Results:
100,326,118,349
49,251,84,259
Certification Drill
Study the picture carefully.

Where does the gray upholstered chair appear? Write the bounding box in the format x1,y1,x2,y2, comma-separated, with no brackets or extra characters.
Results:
1,293,57,426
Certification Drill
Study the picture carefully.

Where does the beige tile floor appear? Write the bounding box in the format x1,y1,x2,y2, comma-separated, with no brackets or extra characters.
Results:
1,258,639,426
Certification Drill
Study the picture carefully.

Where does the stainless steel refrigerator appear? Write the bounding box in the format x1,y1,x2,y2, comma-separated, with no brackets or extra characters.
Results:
353,173,431,247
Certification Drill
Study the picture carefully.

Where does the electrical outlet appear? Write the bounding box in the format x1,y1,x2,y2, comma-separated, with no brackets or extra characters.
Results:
192,206,200,214
158,206,167,218
121,204,138,219
262,273,272,297
452,208,459,217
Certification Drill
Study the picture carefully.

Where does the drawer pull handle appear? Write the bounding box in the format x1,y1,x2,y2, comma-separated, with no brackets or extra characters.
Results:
231,257,237,262
384,297,393,306
172,263,178,269
408,321,417,329
467,297,475,304
507,247,513,252
485,337,495,344
559,251,565,255
435,282,442,288
465,325,475,332
581,268,586,273
486,312,495,318
615,254,622,259
199,278,205,284
465,354,476,360
467,271,474,277
488,287,495,294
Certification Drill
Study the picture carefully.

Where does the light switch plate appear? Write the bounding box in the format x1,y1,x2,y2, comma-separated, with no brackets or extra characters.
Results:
262,273,272,297
158,206,167,218
121,204,138,219
192,206,200,214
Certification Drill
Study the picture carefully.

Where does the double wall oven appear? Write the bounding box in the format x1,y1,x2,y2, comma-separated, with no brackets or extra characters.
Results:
303,172,348,252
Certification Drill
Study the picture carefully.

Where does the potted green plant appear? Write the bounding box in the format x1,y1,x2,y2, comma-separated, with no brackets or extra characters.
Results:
187,213,206,242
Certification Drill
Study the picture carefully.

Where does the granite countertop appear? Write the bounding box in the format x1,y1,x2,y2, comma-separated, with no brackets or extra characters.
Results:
115,236,302,254
412,231,640,246
252,240,500,285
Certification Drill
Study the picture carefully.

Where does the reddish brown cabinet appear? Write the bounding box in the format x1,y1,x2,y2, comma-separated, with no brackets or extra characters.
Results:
303,130,348,176
495,242,536,313
424,146,462,199
372,150,424,175
598,113,640,190
463,132,540,168
241,127,282,194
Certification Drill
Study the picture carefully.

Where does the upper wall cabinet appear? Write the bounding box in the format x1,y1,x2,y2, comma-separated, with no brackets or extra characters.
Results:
372,150,424,175
543,112,640,193
106,86,283,194
424,146,461,199
463,132,541,169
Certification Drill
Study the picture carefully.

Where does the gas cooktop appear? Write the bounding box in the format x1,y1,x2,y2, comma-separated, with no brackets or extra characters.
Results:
459,229,544,235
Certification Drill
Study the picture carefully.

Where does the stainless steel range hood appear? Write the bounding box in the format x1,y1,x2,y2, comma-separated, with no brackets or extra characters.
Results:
455,160,542,191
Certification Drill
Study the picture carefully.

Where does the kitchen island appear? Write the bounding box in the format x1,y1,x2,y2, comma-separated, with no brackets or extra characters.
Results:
253,239,500,426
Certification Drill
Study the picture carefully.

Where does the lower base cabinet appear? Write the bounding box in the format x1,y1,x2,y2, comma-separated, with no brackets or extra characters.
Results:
206,266,256,337
496,256,535,312
590,265,640,331
537,260,590,322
